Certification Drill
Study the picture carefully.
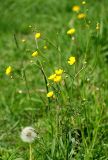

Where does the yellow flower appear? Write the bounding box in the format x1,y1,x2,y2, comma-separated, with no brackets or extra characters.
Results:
82,1,86,5
55,69,63,75
54,75,62,83
68,56,76,65
32,51,38,57
48,74,56,80
5,66,12,75
43,45,48,49
77,13,86,19
72,5,80,12
67,28,76,35
35,32,41,39
47,91,54,98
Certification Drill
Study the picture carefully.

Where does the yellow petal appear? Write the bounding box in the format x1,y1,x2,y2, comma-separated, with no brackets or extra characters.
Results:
5,66,12,75
47,91,54,97
35,32,41,39
67,28,76,35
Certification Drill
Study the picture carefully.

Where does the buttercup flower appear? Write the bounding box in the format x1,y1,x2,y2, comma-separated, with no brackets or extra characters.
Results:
68,56,76,65
54,75,62,83
32,51,38,57
67,28,76,35
5,66,12,75
35,32,41,39
77,13,86,19
48,69,63,83
72,5,80,12
48,74,56,80
20,126,37,143
55,69,63,75
47,91,54,98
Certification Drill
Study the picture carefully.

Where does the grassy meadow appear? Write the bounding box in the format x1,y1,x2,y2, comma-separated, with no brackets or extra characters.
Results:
0,0,108,159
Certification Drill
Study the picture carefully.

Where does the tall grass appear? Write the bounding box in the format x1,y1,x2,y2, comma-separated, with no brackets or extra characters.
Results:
0,0,108,159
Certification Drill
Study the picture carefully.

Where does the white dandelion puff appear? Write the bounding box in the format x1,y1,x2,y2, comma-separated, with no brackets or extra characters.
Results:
20,126,37,143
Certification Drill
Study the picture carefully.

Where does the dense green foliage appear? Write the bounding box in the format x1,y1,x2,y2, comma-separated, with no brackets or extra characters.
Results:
0,0,108,159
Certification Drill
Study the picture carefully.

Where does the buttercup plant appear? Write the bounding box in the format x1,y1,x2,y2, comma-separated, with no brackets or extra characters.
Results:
2,0,107,159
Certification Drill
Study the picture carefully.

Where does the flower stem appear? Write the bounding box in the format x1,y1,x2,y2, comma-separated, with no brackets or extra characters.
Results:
29,144,32,160
13,33,19,49
23,68,32,102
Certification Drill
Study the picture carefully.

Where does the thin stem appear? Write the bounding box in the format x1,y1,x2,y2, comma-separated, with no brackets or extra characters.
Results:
29,144,32,160
35,38,39,49
23,68,32,102
13,33,19,49
37,60,49,94
74,64,86,79
13,32,31,102
36,60,50,110
43,37,62,56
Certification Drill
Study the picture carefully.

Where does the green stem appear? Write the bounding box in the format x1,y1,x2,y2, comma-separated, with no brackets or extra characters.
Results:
13,32,31,102
37,60,50,110
37,60,49,94
13,33,19,49
43,37,62,63
35,38,39,49
29,144,32,160
23,68,32,102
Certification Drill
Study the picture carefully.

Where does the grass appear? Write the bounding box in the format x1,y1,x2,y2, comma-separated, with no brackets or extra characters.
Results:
0,0,108,159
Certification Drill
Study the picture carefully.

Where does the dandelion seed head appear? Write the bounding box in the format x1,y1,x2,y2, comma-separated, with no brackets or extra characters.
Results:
20,126,37,143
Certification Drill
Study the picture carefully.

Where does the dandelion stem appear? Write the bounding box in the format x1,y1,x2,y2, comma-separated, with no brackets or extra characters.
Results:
29,144,32,160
